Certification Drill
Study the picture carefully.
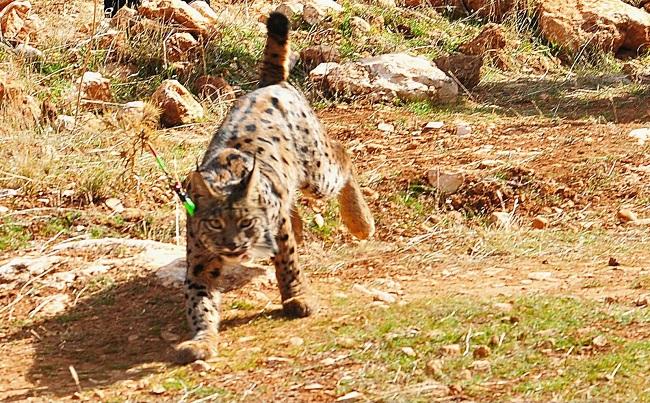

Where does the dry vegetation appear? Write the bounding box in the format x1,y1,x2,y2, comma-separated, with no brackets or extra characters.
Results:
3,0,650,401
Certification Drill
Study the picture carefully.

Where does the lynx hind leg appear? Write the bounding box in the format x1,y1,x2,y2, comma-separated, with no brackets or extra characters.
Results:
331,142,375,240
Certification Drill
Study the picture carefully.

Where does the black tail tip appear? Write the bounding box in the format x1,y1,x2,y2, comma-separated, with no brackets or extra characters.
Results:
267,12,290,37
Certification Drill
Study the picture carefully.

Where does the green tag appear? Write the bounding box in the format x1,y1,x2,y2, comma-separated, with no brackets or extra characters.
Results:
184,197,196,216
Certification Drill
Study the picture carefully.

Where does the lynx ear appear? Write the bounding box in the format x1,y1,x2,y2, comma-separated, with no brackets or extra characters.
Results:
187,171,218,199
239,157,259,200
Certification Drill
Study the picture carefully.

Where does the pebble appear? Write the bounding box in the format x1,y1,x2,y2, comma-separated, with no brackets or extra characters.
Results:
531,216,549,229
617,208,638,224
336,391,364,402
455,121,472,136
440,344,461,356
472,360,491,372
425,359,444,377
528,271,553,281
592,335,608,347
378,122,395,133
313,213,325,228
401,346,416,357
288,336,304,347
473,345,491,359
160,330,180,342
190,360,212,372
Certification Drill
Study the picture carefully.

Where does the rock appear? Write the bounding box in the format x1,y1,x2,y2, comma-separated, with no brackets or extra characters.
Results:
314,53,458,103
300,45,340,71
423,121,444,131
592,335,608,347
463,0,520,21
350,16,371,34
0,205,8,213
150,384,166,394
434,53,483,90
190,359,212,372
194,75,235,102
138,0,211,35
189,0,219,26
80,264,111,276
440,344,461,356
371,289,397,304
425,359,444,377
0,1,42,44
105,198,125,213
275,2,305,27
617,208,638,224
55,115,76,132
118,100,159,129
37,294,69,316
531,216,549,229
0,256,61,278
377,122,395,132
494,302,513,312
473,345,491,359
288,336,304,346
460,23,508,56
455,121,472,136
401,346,416,357
303,0,343,25
472,360,491,372
629,128,650,145
336,391,363,402
304,383,324,390
427,169,464,195
151,79,204,127
538,0,650,57
489,211,512,228
313,213,325,228
110,6,138,29
160,330,180,342
528,271,553,281
165,32,199,63
336,336,357,348
14,43,43,62
76,72,112,108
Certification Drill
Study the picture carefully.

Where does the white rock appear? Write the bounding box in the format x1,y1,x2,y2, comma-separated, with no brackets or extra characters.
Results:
152,79,204,127
52,271,76,284
104,197,125,213
423,121,444,130
0,205,8,213
81,264,111,276
0,256,61,278
489,211,512,228
38,294,69,316
315,53,458,103
629,128,650,145
336,391,364,402
377,122,395,132
313,213,325,228
371,289,397,304
401,346,416,356
350,16,371,33
55,115,76,132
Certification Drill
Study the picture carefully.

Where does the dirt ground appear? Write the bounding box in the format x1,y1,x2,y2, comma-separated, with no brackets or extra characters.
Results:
3,1,650,402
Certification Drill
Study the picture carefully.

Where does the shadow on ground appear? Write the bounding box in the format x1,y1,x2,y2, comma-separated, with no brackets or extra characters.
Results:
2,271,279,401
474,75,650,122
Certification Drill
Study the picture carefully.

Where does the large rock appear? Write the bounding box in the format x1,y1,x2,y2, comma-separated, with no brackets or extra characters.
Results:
138,0,211,35
0,0,42,43
311,53,458,103
152,79,204,127
300,45,340,71
459,23,508,56
165,32,199,62
538,0,650,56
76,72,113,109
275,0,342,26
434,53,483,90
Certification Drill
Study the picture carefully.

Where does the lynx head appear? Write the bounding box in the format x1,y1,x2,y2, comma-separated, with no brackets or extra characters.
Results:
186,160,276,259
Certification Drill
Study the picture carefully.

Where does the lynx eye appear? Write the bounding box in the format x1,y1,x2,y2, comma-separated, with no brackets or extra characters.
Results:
206,219,224,231
239,218,254,229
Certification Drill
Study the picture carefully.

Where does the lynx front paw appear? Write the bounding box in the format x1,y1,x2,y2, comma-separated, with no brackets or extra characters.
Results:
174,338,217,364
282,295,319,318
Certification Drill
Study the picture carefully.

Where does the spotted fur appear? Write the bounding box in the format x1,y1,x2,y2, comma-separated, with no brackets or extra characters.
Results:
175,12,375,364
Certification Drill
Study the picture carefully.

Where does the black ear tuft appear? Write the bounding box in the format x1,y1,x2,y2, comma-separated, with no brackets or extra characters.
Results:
267,12,290,38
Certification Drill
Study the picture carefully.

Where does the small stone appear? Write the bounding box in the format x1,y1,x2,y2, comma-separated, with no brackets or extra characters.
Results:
128,334,139,342
38,294,69,316
371,289,397,304
423,121,444,131
352,284,373,296
0,206,8,213
151,385,166,395
105,198,125,213
473,345,491,359
455,122,472,136
401,346,416,357
635,295,649,307
532,216,549,229
320,357,336,366
472,360,491,372
617,209,638,224
190,360,212,372
350,16,371,33
592,335,608,347
313,214,325,228
489,211,512,228
608,257,620,267
288,336,304,347
160,330,180,342
378,122,395,132
304,383,324,390
425,359,444,377
336,391,363,402
76,72,112,109
528,271,553,281
440,344,461,356
427,169,464,195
